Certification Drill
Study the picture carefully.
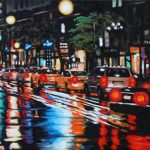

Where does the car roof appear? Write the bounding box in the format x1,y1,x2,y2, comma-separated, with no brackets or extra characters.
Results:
96,65,128,69
65,69,86,72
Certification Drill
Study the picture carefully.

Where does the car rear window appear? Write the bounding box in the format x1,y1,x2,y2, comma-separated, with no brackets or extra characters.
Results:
41,69,57,74
10,69,18,72
106,68,130,77
71,71,87,76
25,69,32,73
94,68,105,76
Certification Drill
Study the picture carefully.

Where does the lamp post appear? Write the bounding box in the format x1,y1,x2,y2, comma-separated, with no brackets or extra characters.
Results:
14,41,20,66
5,15,16,67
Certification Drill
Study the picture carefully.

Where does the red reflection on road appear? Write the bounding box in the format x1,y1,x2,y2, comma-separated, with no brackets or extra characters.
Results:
69,98,87,149
111,129,120,150
126,135,150,150
98,124,108,149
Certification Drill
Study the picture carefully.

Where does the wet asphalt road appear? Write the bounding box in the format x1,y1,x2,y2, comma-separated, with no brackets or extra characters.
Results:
0,80,150,150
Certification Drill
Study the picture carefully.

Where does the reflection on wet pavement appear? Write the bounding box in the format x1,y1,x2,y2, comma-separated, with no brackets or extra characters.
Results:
0,80,149,149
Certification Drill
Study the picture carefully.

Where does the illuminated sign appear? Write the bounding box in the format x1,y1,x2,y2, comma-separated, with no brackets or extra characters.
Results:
24,42,32,51
130,47,139,53
42,39,53,49
60,42,68,57
4,45,9,52
130,47,140,74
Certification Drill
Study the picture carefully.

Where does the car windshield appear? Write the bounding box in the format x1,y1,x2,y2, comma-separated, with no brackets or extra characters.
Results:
41,69,57,74
71,71,87,76
25,69,32,73
94,68,106,76
10,69,18,72
106,68,130,77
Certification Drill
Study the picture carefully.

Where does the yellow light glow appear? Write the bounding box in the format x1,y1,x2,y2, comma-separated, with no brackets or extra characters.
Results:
14,42,20,49
58,0,74,15
6,15,16,25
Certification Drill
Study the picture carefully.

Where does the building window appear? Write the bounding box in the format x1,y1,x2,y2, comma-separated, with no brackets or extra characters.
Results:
25,0,29,7
14,0,18,10
120,56,125,66
20,0,24,9
40,0,43,5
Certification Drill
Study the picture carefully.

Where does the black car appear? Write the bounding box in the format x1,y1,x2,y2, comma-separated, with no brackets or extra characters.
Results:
109,81,150,115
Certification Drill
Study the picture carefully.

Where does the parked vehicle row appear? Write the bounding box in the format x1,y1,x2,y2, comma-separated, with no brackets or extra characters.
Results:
1,65,149,114
1,67,88,93
1,65,138,99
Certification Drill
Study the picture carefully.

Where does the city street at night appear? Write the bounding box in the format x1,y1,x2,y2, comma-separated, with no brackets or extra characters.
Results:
0,79,150,149
0,0,150,150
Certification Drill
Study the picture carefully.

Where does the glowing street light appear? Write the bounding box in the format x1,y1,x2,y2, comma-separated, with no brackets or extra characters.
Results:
14,42,20,49
5,15,16,25
58,0,74,15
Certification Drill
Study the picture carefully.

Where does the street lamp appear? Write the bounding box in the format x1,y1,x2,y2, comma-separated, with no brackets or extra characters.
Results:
5,15,16,66
58,0,74,15
14,41,20,49
6,15,16,25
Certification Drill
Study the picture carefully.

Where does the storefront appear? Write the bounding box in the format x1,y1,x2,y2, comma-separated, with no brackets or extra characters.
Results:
129,46,150,79
74,50,86,70
102,49,120,66
60,41,70,70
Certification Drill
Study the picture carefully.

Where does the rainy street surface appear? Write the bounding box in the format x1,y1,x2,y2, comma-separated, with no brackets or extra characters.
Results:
0,80,150,150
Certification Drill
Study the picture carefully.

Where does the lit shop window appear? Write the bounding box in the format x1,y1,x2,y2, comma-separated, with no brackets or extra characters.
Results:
109,57,112,66
120,56,125,66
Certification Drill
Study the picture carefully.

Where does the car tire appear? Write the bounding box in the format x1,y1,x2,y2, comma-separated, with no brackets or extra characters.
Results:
55,83,59,91
18,86,24,93
65,85,70,94
84,84,90,97
31,78,35,89
97,86,104,101
38,80,41,87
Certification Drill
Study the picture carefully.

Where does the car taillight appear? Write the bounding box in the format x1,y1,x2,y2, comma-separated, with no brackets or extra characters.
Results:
72,76,78,84
8,72,12,78
24,73,29,78
133,92,149,106
140,83,150,91
128,77,136,88
40,74,47,82
109,88,122,102
99,76,108,89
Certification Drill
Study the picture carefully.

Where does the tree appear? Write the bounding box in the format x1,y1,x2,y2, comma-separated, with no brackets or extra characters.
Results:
69,12,124,51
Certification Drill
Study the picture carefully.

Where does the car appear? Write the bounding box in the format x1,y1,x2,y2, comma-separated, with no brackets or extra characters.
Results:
38,68,59,90
31,68,42,88
84,66,136,100
17,68,33,83
55,69,87,93
108,81,150,115
2,67,18,81
31,68,59,90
